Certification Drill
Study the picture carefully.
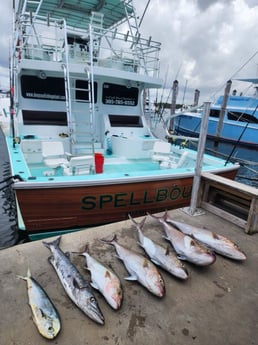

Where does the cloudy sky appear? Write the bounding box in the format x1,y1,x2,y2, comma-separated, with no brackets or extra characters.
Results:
1,0,258,104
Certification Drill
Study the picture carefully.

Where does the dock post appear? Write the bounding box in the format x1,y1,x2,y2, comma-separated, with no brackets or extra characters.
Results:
183,101,211,216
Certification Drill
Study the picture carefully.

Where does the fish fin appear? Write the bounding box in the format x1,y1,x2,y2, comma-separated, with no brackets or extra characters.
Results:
105,270,112,279
124,275,137,281
143,258,149,268
90,282,99,290
47,255,54,264
128,214,146,228
73,278,83,290
137,241,144,248
43,236,61,249
16,267,31,281
212,232,220,240
177,254,187,261
16,274,27,281
99,234,117,245
151,259,160,266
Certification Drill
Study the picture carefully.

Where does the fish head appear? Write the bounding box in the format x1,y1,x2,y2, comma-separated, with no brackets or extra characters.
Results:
144,262,165,298
85,295,105,325
184,236,216,265
38,315,61,339
221,240,247,261
105,279,123,310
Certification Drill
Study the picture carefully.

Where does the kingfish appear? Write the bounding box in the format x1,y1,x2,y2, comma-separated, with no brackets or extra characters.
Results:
166,217,246,261
17,269,61,339
80,245,123,310
100,235,165,298
148,212,216,266
43,236,104,325
129,214,188,280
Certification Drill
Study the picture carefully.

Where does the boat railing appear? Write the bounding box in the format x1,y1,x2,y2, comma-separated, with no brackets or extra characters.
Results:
15,13,161,78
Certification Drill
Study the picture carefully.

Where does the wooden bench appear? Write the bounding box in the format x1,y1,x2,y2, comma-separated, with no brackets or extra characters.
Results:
199,172,258,234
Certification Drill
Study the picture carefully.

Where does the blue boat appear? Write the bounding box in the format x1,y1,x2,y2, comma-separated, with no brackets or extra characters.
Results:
173,79,258,148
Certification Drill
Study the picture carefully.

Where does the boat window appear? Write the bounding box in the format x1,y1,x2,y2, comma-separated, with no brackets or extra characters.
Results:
109,115,143,127
75,80,97,102
21,76,65,101
209,109,220,118
22,110,67,126
102,83,138,106
228,111,258,123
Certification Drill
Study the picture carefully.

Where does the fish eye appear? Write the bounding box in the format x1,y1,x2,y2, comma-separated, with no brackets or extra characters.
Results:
90,296,96,303
48,326,54,332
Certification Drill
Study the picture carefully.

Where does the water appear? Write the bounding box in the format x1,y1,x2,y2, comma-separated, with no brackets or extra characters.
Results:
0,128,29,249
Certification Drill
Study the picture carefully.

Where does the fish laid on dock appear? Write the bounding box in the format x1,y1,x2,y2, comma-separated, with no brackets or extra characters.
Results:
79,245,123,310
129,214,188,280
17,268,61,340
100,235,165,298
43,236,104,325
166,217,247,261
148,212,216,266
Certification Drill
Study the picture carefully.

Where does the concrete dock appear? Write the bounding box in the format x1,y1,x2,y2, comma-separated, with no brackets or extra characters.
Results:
0,209,257,345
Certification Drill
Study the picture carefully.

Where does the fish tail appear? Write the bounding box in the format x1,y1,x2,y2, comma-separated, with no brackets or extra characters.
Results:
147,210,168,223
72,243,90,257
128,214,146,228
99,234,117,245
43,236,61,250
16,267,31,281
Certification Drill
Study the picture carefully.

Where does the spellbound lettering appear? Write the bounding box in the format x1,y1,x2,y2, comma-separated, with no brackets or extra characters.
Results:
81,185,192,210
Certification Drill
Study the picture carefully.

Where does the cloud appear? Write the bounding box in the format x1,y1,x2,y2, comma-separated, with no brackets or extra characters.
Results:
1,0,258,103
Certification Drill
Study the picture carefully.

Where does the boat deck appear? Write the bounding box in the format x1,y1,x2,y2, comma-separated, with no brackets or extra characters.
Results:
0,209,257,345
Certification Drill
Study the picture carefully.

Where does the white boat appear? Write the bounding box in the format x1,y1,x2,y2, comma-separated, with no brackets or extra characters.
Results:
4,0,239,240
173,79,258,147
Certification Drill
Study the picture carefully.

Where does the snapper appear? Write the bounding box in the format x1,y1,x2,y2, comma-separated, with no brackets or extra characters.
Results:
166,217,246,261
80,245,123,310
100,235,165,298
129,214,188,280
148,212,216,266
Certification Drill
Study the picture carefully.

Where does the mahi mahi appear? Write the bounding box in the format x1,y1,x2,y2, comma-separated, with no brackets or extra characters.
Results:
129,214,188,280
80,245,123,310
166,216,246,261
148,212,216,266
17,268,61,339
43,236,104,325
100,235,165,298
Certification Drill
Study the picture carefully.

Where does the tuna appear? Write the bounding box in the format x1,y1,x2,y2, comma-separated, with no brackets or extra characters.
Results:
100,235,165,298
129,214,188,280
148,212,216,266
167,217,246,261
80,245,123,310
17,268,61,339
43,236,104,325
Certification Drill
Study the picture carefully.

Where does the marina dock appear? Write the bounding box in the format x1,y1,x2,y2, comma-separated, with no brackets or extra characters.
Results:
1,208,257,345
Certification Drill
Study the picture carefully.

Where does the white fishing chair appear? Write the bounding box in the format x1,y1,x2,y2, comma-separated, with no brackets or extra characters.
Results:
42,141,70,169
152,141,171,162
152,141,188,169
62,155,94,175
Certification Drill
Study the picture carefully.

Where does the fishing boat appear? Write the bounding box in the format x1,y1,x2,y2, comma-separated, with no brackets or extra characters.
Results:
173,79,258,148
4,0,239,240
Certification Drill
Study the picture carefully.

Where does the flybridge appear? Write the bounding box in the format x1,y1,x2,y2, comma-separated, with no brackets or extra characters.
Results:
17,0,134,30
14,0,161,79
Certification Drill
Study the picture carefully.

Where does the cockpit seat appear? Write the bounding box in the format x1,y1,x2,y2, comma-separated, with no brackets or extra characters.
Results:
42,141,69,169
